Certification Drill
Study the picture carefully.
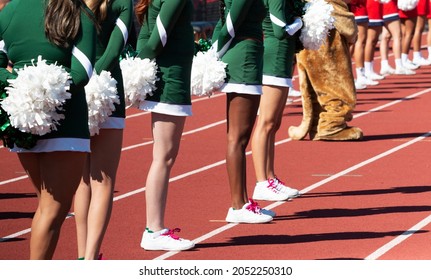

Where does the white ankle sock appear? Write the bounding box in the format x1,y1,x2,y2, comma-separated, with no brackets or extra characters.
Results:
395,58,402,69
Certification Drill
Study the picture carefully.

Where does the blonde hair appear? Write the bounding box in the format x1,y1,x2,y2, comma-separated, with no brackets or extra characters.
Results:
85,0,110,22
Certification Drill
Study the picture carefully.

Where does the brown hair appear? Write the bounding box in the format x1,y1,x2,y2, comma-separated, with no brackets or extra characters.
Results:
44,0,84,48
135,0,151,25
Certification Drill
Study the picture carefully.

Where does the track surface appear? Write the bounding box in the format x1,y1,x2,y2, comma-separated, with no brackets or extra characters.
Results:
1,46,431,261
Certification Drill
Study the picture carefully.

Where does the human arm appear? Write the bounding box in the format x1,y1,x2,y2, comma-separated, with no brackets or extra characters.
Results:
137,0,187,59
94,0,133,73
70,8,97,86
267,0,288,39
212,0,254,57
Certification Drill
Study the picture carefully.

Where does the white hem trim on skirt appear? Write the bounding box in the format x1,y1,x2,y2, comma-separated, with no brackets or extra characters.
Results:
11,138,90,153
138,100,192,116
220,83,262,95
262,75,292,88
99,117,125,129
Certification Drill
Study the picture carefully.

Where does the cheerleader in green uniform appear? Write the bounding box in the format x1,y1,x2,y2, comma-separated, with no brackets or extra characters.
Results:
0,0,96,259
212,0,274,224
251,0,301,202
135,0,195,251
74,0,133,260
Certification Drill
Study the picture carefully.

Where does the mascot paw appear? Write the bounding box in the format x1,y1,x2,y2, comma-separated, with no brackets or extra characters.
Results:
313,126,363,141
288,125,309,140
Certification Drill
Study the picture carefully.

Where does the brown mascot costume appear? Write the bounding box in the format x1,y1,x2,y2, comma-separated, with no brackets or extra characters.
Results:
288,0,364,141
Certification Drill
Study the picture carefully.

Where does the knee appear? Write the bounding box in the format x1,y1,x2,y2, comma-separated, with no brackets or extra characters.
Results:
227,134,250,151
256,119,278,135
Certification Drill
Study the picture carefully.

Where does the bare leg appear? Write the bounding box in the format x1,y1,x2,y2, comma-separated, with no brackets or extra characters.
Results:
251,85,288,182
364,25,383,79
145,113,186,232
74,129,123,259
226,93,260,209
400,17,418,68
19,151,86,259
412,15,430,65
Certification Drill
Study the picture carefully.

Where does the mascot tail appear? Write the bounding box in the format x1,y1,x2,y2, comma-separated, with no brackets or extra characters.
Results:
288,82,313,140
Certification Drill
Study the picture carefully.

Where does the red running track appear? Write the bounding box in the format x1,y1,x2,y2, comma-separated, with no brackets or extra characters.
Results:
1,47,431,261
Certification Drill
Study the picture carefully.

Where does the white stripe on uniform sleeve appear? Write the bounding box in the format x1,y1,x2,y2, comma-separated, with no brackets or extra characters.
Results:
270,13,286,27
0,40,7,53
116,18,129,46
72,46,93,79
226,12,235,38
156,15,167,47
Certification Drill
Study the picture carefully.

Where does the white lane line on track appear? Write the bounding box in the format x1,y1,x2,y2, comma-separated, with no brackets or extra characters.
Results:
154,131,431,260
0,175,28,186
2,87,428,187
365,213,431,260
1,89,431,258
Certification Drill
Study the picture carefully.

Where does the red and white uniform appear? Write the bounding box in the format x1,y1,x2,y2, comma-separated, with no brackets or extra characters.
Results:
367,0,384,26
349,0,369,23
383,0,400,22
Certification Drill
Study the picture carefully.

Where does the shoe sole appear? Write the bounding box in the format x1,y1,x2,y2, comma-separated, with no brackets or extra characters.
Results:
141,243,195,251
252,195,290,201
225,217,273,223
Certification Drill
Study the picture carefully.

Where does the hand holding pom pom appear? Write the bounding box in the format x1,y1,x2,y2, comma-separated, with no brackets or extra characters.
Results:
191,49,227,97
85,71,119,136
299,0,335,50
397,0,419,11
1,56,71,136
120,55,158,108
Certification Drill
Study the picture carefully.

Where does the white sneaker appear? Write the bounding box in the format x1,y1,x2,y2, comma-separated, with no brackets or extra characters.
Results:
412,57,431,66
404,60,419,70
395,67,416,75
367,72,384,80
252,179,291,201
354,79,367,90
273,177,300,199
357,75,378,86
225,200,273,223
140,228,195,251
288,87,301,97
261,208,276,217
380,65,395,76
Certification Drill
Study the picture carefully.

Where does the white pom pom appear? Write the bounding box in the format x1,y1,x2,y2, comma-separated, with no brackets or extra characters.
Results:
299,0,335,50
397,0,419,11
85,71,119,136
379,0,391,4
191,49,227,97
1,56,71,135
120,55,158,107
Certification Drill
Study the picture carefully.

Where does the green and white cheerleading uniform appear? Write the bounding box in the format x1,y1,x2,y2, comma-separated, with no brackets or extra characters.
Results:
97,0,133,129
212,0,266,95
136,0,194,116
262,0,296,87
0,0,96,152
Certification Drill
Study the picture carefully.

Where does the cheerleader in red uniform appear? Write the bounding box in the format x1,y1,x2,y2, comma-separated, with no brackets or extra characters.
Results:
380,0,415,75
364,0,385,82
426,0,431,60
399,0,420,69
350,0,377,89
412,0,431,65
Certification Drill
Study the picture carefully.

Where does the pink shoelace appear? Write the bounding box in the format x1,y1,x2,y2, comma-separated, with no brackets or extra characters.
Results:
161,228,182,240
274,177,285,186
266,178,279,193
246,199,263,214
